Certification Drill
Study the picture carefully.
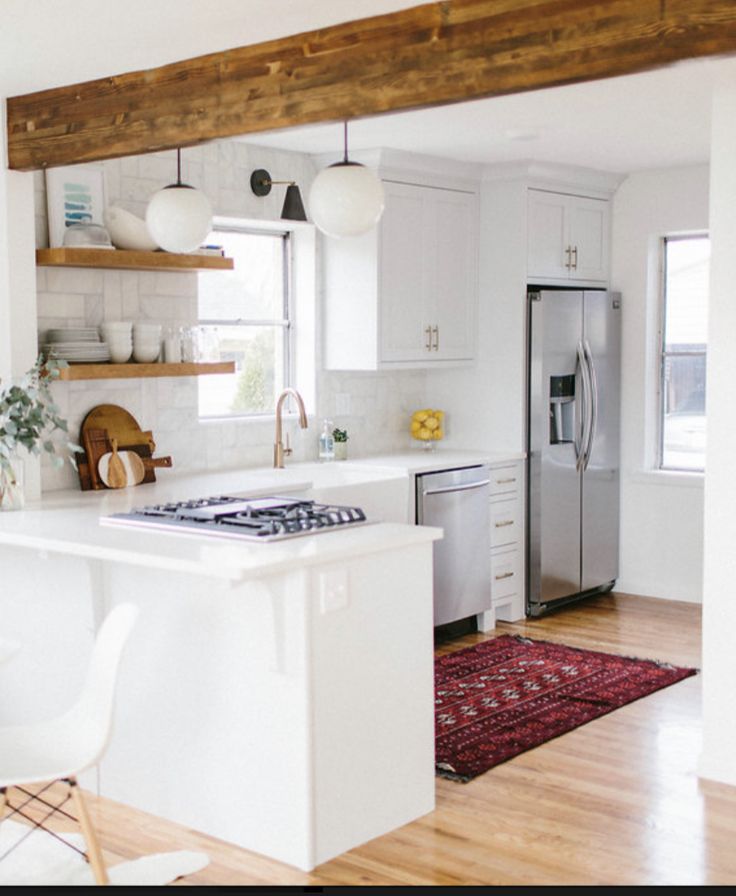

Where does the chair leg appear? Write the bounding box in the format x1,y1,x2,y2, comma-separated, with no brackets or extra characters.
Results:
68,778,109,886
0,787,6,819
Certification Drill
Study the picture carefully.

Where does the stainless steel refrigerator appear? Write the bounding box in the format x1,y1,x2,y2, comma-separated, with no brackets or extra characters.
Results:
527,288,621,616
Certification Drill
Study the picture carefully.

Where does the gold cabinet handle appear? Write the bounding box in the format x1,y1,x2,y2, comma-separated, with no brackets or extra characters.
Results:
572,246,578,270
495,571,514,581
432,325,439,351
565,245,572,270
495,520,514,528
425,325,432,351
496,477,516,484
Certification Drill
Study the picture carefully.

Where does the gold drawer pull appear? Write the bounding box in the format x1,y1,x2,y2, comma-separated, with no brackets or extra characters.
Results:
496,477,516,484
495,520,514,527
495,571,514,581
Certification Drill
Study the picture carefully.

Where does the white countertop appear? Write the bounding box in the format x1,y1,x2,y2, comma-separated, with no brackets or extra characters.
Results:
0,450,523,580
0,461,436,581
346,448,525,475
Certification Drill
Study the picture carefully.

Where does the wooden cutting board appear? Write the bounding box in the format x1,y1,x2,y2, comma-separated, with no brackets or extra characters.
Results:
79,404,165,490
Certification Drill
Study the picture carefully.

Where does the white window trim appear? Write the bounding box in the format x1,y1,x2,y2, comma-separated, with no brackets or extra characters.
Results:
200,215,316,421
642,230,707,477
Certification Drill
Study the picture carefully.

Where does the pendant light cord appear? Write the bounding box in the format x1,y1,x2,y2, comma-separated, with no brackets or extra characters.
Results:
176,147,182,186
343,121,349,164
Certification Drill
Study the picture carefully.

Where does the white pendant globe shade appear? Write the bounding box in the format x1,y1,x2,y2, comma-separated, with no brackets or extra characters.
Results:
308,162,385,238
145,184,213,253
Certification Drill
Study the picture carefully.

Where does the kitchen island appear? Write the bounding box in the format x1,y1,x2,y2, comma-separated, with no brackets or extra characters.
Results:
0,463,440,871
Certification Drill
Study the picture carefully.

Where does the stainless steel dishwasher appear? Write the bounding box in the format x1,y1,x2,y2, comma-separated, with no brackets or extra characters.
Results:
415,465,492,627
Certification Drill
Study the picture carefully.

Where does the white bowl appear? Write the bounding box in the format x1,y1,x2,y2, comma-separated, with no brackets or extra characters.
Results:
103,206,159,251
109,345,133,364
133,345,160,363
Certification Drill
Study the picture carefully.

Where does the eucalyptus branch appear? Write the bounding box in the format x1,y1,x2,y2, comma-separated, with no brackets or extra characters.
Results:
0,356,81,480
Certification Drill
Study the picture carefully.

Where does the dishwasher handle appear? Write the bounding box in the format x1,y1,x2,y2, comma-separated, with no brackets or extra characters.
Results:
422,478,490,497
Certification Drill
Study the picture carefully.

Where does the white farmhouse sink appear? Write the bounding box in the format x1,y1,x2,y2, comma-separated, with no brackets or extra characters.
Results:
277,462,411,524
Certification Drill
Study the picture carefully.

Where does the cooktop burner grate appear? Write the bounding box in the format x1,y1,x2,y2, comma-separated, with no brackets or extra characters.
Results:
100,495,369,542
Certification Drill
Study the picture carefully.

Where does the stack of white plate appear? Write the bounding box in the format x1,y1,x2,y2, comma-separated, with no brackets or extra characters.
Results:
46,327,100,343
43,328,110,363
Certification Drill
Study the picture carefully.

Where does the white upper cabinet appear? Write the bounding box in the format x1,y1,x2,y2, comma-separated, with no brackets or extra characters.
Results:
527,188,610,284
322,155,478,371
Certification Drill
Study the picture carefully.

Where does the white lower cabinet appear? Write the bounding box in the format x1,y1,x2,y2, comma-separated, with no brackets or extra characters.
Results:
489,460,526,622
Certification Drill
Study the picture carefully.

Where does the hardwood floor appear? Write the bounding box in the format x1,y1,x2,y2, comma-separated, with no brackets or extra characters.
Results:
8,593,736,886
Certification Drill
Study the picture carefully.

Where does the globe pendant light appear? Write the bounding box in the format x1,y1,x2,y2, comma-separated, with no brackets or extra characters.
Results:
145,148,213,253
308,122,385,238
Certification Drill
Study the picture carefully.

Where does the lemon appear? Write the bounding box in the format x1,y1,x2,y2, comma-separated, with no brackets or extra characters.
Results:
432,427,444,440
434,410,445,420
411,419,422,433
418,427,432,440
414,411,429,423
424,416,439,431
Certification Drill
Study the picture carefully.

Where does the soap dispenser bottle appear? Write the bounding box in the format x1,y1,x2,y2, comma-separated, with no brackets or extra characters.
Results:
319,419,335,462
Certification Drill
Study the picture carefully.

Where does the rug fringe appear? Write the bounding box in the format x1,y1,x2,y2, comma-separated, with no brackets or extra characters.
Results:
435,766,472,784
510,633,699,673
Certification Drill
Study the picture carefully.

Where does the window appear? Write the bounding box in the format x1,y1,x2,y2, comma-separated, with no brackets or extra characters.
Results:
658,234,710,472
198,226,291,418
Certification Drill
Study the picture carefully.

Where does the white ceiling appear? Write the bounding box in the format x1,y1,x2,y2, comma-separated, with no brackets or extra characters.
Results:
240,56,732,175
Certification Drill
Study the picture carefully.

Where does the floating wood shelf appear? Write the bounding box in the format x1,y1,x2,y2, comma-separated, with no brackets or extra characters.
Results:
36,247,234,273
57,361,235,381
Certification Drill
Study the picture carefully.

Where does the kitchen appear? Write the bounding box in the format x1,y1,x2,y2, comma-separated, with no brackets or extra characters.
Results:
1,0,736,887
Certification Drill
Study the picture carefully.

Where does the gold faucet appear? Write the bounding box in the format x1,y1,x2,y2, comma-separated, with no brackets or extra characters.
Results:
274,388,308,468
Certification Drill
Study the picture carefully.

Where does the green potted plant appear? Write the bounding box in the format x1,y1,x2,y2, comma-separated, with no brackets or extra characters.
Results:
332,427,349,461
0,356,78,510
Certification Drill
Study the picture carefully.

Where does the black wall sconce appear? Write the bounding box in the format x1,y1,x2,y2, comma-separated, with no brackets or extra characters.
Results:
250,169,307,221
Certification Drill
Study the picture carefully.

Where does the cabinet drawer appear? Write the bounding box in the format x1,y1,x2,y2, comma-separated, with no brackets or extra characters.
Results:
490,465,520,496
491,549,521,601
490,499,521,548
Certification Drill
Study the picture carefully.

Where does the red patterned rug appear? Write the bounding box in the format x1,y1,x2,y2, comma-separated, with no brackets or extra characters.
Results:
435,634,697,782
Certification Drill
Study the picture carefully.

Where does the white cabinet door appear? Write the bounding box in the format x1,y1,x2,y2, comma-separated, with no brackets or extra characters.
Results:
379,182,430,363
527,190,569,280
324,174,478,370
568,195,609,282
431,189,476,361
379,180,477,365
527,189,609,284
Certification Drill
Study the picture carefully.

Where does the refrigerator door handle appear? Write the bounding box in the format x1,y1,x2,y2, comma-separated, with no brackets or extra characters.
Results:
575,342,591,472
583,340,598,471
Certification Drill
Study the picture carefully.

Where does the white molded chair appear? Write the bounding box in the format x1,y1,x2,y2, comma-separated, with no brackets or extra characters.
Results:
0,603,139,885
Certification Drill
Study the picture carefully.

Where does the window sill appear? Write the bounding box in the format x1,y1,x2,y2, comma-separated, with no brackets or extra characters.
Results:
628,469,704,488
198,411,312,425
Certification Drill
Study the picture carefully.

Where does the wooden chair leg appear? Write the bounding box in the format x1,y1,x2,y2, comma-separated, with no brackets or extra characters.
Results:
0,787,6,820
68,778,109,886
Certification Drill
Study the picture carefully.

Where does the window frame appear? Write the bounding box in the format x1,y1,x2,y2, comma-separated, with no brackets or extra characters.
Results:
197,222,294,420
657,232,709,473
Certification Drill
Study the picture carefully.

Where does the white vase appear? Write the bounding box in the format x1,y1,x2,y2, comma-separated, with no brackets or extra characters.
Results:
0,458,24,511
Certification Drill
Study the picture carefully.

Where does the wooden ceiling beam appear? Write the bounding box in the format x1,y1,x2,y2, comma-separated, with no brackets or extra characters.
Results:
7,0,736,171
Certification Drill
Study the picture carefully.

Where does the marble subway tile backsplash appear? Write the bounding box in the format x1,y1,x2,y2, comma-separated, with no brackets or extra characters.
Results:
35,140,429,492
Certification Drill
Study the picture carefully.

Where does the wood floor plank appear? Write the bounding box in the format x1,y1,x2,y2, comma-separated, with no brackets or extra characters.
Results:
6,593,734,885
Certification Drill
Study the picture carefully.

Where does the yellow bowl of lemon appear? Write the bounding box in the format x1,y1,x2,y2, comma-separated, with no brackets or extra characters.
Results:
410,408,444,449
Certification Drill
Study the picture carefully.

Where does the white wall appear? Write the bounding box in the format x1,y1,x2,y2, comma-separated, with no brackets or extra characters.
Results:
701,74,736,787
610,165,709,602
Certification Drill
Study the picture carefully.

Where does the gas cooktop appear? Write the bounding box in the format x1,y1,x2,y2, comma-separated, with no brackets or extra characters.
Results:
100,495,368,542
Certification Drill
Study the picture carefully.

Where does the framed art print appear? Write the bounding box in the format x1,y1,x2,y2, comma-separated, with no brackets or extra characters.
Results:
45,165,106,247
